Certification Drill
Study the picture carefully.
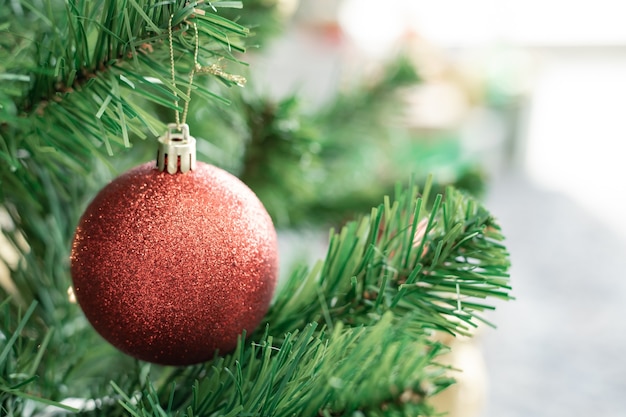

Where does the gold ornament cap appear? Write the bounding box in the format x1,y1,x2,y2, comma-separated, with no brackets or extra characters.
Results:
157,123,196,174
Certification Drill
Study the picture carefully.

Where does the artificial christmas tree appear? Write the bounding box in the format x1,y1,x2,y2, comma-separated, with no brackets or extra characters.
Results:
0,1,511,416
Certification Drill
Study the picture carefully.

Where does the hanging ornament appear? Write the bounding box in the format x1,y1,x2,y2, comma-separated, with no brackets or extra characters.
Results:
70,124,279,365
70,17,277,366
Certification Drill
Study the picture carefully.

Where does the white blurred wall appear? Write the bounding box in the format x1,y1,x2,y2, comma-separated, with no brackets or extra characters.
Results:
523,47,626,237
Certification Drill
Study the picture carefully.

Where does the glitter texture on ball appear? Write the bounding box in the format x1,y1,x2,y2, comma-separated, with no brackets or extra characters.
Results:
70,161,278,366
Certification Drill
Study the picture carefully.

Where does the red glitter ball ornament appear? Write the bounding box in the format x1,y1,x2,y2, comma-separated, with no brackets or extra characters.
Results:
70,128,278,366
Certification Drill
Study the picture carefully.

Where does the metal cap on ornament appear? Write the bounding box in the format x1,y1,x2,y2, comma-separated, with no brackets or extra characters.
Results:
156,123,197,174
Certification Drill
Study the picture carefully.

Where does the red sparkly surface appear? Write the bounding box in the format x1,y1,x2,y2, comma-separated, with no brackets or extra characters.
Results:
70,162,278,366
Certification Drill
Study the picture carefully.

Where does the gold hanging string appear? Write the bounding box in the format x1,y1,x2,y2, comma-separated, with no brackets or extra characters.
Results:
168,14,199,128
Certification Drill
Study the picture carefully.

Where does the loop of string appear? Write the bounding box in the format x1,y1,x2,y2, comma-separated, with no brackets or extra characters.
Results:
168,14,199,129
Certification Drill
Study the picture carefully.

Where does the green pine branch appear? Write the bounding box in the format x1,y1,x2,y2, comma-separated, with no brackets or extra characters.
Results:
0,0,248,320
263,178,511,339
114,316,450,417
2,0,247,167
0,300,80,415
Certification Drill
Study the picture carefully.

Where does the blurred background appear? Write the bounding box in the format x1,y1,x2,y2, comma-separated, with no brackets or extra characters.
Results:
1,1,624,415
251,1,626,416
